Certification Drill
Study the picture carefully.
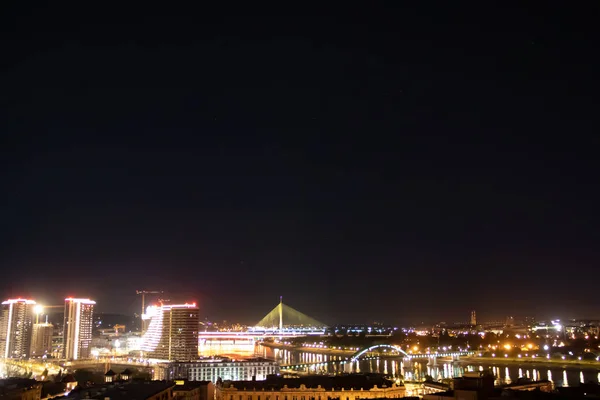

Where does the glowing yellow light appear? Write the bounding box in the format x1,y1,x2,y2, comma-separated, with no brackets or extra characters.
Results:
527,344,533,349
504,344,511,350
33,305,44,315
413,346,419,352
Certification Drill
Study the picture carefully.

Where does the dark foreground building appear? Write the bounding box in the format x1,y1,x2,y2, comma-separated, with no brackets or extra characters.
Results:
216,374,406,400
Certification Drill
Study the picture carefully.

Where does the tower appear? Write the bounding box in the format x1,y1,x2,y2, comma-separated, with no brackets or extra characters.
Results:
140,302,199,361
279,296,283,331
63,298,95,360
470,310,477,326
30,322,54,357
0,299,36,359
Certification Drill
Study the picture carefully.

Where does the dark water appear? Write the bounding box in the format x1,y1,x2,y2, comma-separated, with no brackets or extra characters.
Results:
258,345,600,388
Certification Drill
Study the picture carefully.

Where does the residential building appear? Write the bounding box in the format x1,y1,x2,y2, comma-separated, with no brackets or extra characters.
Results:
156,358,279,383
0,378,42,399
63,298,95,360
173,380,215,400
0,299,36,359
141,303,199,361
215,374,406,400
30,322,54,357
64,381,175,399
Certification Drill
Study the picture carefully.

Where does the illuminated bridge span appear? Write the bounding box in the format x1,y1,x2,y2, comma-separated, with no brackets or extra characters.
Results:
200,298,327,340
349,344,473,361
281,344,474,369
199,330,324,340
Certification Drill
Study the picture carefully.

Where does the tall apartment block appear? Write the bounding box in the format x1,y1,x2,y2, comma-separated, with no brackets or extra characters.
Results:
141,303,199,361
63,298,95,360
0,299,36,358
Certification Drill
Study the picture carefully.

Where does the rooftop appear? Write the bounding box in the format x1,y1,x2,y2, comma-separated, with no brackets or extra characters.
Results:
64,381,175,400
221,374,398,391
174,380,213,391
0,378,41,394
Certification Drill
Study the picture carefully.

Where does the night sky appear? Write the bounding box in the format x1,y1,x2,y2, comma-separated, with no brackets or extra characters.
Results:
1,4,598,325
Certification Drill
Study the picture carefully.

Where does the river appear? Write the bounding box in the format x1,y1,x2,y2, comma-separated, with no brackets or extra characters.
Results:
199,341,600,388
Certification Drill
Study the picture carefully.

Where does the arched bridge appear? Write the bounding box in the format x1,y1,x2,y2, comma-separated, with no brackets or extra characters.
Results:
280,344,475,370
350,344,409,361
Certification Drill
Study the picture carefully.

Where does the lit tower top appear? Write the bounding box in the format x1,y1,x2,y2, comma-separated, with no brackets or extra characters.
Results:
2,299,36,305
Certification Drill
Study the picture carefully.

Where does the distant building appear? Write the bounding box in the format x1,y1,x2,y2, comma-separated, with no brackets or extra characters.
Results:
30,322,54,357
470,311,476,326
141,303,199,361
216,374,406,400
63,298,95,360
156,358,279,383
0,299,36,359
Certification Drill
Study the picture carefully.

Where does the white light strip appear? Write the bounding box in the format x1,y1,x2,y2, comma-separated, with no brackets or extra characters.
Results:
73,303,81,359
2,299,36,305
64,298,96,305
5,303,13,358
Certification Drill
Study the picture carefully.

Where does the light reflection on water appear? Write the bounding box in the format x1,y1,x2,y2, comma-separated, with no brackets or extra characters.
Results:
256,344,600,387
198,342,600,388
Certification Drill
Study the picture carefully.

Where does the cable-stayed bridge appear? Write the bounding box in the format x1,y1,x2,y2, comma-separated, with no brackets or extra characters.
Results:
199,299,327,340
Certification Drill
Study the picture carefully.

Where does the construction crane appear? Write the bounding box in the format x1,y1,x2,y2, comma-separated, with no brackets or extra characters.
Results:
136,290,163,315
136,290,163,332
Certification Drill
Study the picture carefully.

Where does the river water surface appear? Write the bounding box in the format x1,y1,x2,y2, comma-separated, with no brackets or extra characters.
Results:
199,341,600,388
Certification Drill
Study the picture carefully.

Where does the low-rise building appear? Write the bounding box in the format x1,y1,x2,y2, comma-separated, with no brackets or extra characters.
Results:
0,378,42,400
423,372,554,400
156,358,279,383
61,380,175,399
216,374,406,400
173,380,215,400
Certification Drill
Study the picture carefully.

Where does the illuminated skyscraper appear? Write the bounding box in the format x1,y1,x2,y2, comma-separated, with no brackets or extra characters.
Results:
470,310,477,326
141,303,199,361
30,322,54,357
0,299,36,359
63,298,95,360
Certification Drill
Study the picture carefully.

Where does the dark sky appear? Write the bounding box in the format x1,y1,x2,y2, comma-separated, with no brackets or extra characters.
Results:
1,4,599,325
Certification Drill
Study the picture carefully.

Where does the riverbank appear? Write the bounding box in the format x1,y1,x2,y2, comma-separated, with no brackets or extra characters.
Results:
261,342,355,357
462,357,600,369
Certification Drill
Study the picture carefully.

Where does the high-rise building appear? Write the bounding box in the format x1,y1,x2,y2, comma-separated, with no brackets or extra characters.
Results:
0,299,36,359
30,323,54,357
470,310,477,326
141,303,199,361
63,298,95,360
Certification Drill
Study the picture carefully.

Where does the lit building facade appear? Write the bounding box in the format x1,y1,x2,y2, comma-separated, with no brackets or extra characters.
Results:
30,323,54,357
0,299,36,359
141,303,199,361
63,298,95,360
156,358,279,383
216,375,406,400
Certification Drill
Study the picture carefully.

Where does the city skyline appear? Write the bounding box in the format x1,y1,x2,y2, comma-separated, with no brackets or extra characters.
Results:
0,293,591,328
1,4,599,325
